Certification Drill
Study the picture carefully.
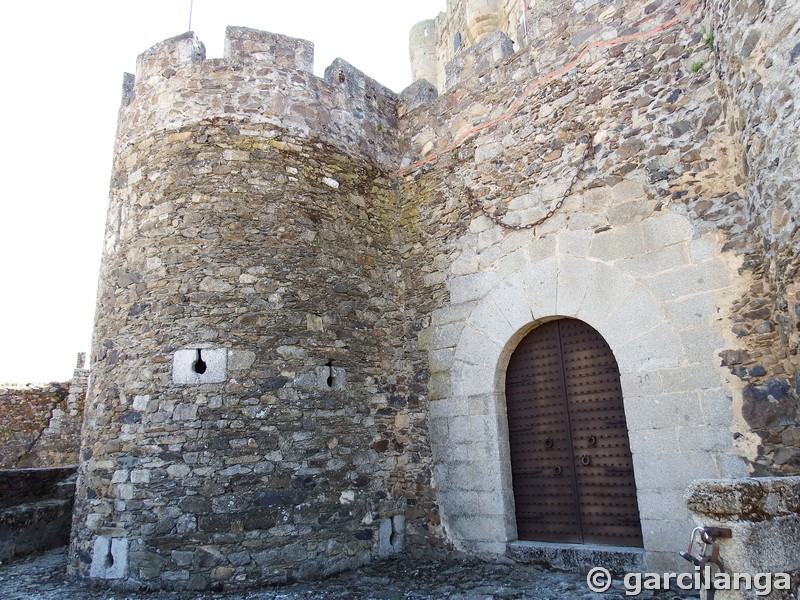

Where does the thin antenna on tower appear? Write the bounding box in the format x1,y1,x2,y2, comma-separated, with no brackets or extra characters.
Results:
188,0,194,31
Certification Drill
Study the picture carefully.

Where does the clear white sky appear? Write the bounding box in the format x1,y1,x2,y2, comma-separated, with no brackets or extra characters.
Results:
0,1,445,384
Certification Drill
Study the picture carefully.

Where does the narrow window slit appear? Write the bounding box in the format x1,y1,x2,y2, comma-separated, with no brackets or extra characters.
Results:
390,519,399,546
326,360,335,388
104,538,115,568
192,349,207,374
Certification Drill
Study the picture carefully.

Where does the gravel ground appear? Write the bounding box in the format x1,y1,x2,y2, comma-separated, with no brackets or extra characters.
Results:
0,547,699,600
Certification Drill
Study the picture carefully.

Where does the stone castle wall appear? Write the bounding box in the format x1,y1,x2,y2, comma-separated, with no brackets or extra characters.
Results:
410,0,658,92
0,467,78,562
706,0,800,475
399,0,750,569
72,0,799,590
404,0,800,477
0,383,71,469
0,356,86,469
400,0,798,570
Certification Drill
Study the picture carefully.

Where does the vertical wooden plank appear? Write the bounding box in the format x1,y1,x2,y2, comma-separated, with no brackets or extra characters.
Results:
506,319,643,547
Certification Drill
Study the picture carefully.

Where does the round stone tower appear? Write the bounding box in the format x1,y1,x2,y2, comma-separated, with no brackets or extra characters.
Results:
69,27,416,591
464,0,504,45
409,20,439,90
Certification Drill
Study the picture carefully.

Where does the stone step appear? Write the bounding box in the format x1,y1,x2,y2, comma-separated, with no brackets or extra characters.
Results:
0,498,74,562
507,541,645,577
53,473,77,501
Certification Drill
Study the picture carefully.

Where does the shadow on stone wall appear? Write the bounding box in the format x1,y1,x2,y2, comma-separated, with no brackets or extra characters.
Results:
0,467,78,563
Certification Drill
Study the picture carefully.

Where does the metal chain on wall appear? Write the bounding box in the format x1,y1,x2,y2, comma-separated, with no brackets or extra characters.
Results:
466,132,595,231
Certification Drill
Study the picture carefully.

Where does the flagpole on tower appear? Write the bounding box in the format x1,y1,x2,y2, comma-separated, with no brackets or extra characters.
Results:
188,0,194,31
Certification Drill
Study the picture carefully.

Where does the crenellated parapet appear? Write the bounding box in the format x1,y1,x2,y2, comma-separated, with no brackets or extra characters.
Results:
224,26,313,72
118,27,400,168
408,0,702,93
409,0,511,92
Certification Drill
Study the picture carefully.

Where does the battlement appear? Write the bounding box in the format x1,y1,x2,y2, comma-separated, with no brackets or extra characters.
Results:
135,31,206,84
119,27,401,168
119,1,673,171
224,26,313,72
409,0,696,93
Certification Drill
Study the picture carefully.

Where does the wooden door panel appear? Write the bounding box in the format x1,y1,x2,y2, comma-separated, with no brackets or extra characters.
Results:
506,319,643,547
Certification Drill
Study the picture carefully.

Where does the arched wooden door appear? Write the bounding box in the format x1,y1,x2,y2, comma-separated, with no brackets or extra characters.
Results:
505,318,643,547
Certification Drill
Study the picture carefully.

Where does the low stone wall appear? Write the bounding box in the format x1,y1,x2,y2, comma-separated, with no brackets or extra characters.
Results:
686,477,800,599
0,467,78,563
0,356,87,469
0,384,70,468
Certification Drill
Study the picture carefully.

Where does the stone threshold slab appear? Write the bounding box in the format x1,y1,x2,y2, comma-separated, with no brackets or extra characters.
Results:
507,540,645,576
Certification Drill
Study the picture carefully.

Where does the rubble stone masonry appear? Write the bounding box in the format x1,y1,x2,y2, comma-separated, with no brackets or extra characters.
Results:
0,355,86,469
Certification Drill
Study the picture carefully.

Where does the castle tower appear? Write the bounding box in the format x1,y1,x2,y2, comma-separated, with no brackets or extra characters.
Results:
409,20,440,90
464,0,504,45
69,27,418,591
408,0,513,92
